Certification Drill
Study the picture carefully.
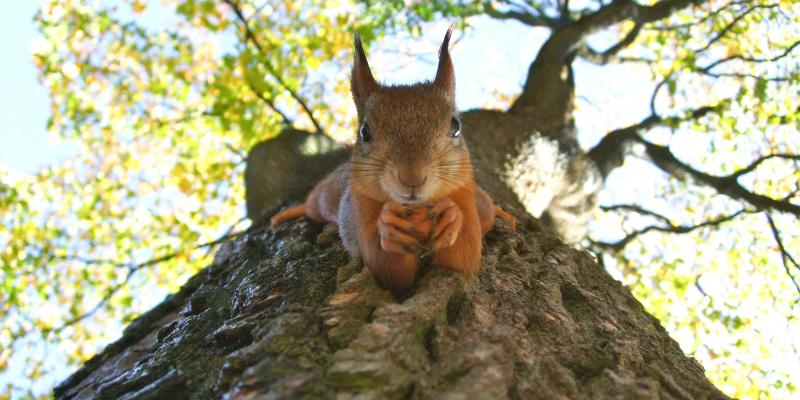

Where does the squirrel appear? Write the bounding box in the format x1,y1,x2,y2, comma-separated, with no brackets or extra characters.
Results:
270,27,516,297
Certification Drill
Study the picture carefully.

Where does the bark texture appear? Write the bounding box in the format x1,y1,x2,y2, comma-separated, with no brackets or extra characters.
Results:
56,201,729,399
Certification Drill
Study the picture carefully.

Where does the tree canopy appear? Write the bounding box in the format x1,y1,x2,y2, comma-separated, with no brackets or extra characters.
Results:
0,0,797,398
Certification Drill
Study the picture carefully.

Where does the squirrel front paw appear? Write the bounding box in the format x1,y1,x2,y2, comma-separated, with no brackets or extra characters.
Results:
378,201,433,255
428,198,463,252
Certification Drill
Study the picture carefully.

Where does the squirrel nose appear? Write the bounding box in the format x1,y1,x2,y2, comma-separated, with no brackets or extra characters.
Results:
397,170,427,189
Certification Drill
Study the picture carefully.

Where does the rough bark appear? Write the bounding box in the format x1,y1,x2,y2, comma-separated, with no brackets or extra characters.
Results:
56,181,729,399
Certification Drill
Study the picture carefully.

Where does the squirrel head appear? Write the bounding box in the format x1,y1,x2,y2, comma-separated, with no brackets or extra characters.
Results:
349,27,472,205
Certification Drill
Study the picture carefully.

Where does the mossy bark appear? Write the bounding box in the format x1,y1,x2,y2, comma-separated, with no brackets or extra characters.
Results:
56,200,729,399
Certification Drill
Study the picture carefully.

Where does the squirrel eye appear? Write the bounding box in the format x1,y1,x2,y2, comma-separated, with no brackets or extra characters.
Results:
449,117,462,138
359,122,373,143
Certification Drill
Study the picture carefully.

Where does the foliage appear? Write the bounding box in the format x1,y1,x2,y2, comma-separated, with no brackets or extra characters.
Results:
585,1,800,397
2,0,361,396
0,0,798,398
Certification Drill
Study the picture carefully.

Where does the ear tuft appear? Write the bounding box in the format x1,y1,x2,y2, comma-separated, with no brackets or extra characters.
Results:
433,23,456,98
351,32,379,117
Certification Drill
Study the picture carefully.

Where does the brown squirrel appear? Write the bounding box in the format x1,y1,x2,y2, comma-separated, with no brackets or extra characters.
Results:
271,28,515,296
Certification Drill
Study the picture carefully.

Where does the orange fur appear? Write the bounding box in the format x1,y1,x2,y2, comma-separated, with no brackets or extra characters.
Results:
270,205,306,230
352,193,421,296
269,28,515,297
431,187,483,277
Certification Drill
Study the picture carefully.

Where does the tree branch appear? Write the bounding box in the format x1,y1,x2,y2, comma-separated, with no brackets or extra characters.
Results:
641,142,800,216
645,0,747,31
692,4,779,53
765,213,800,296
587,104,800,217
593,207,751,251
588,112,800,216
559,0,571,23
484,2,557,28
566,0,705,60
223,0,325,135
244,78,295,128
508,0,705,131
587,105,716,177
601,203,673,226
577,22,642,64
730,153,800,179
699,39,800,72
43,229,246,334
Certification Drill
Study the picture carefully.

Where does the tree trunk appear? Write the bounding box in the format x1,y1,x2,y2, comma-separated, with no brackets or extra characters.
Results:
55,134,729,398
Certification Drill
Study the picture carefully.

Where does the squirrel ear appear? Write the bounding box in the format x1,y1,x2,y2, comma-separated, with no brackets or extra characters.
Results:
351,33,379,115
433,24,455,99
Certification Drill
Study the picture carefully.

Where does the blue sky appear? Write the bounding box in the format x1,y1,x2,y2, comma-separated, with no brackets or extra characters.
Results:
0,1,76,173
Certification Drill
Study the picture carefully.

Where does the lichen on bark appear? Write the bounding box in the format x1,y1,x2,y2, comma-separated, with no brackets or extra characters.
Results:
56,208,729,399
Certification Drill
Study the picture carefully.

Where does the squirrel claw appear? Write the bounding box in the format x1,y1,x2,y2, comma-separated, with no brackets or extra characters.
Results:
381,207,420,234
429,200,463,252
494,205,517,231
381,201,433,243
379,219,422,255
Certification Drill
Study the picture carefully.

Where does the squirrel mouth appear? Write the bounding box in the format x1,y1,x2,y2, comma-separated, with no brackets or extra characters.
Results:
397,188,423,204
400,193,419,203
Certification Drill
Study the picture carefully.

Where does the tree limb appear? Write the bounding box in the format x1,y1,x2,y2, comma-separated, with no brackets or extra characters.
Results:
550,0,705,63
588,108,800,216
223,0,325,135
592,207,751,251
587,105,716,177
244,78,295,128
693,3,779,53
577,22,642,64
765,213,800,296
559,0,571,23
508,0,706,131
645,0,748,31
699,39,800,72
642,143,800,216
43,229,246,334
484,2,557,28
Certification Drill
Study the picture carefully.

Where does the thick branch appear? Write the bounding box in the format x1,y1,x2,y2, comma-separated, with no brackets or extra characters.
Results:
588,110,800,216
587,106,716,177
508,0,705,131
643,144,800,216
484,3,556,28
646,0,746,31
548,0,702,61
577,23,642,64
